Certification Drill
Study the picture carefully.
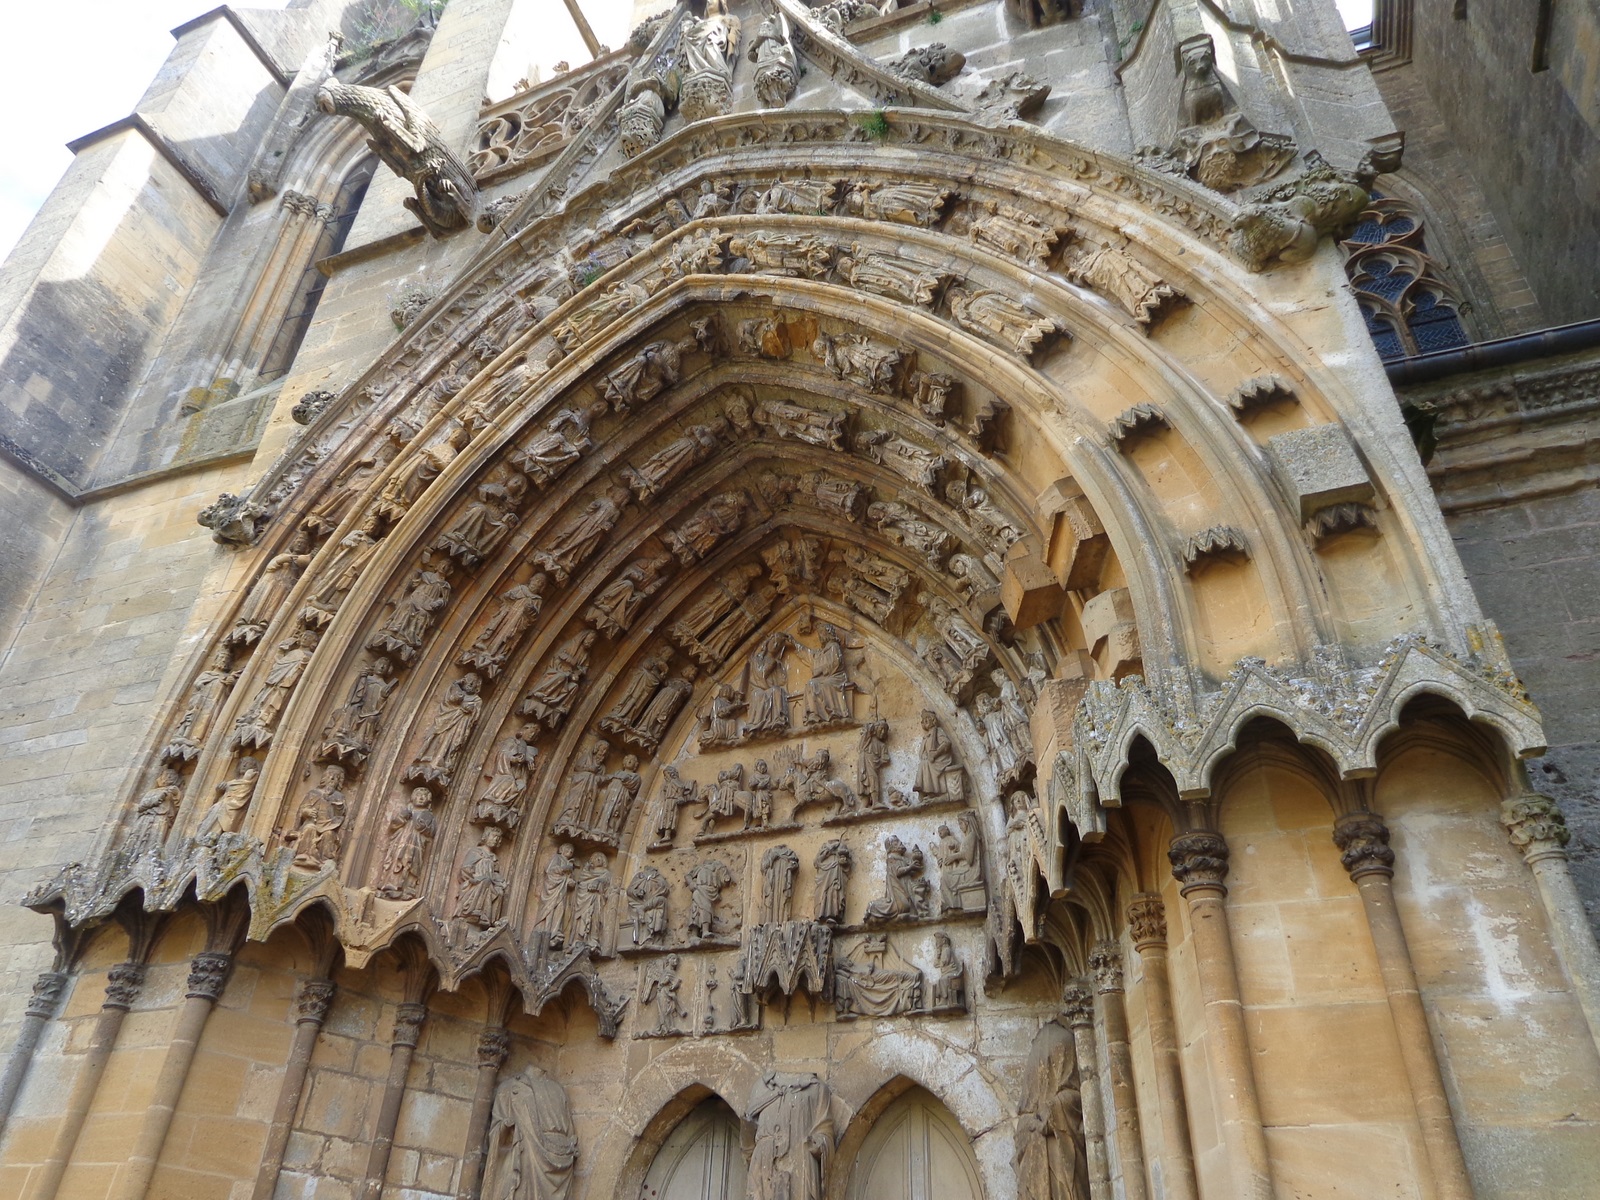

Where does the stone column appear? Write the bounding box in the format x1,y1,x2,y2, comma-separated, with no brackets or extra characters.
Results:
252,977,337,1200
1331,812,1475,1200
1127,895,1199,1200
1063,983,1111,1200
360,1001,429,1200
114,950,235,1200
1502,794,1600,1057
1168,831,1273,1200
29,963,146,1200
458,1026,510,1200
1090,940,1149,1200
0,971,69,1137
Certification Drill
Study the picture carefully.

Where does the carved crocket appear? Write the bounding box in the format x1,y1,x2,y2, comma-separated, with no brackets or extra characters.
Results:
316,78,478,237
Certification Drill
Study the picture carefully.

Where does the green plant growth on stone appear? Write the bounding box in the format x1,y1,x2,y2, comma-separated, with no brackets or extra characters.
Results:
859,110,893,141
927,7,944,23
1117,20,1144,61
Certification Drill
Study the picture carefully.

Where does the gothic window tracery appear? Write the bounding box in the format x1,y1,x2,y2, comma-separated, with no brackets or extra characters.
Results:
471,61,630,183
1341,192,1469,360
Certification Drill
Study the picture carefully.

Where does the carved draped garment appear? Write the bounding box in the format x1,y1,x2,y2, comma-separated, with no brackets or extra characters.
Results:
483,1070,578,1200
748,1073,832,1200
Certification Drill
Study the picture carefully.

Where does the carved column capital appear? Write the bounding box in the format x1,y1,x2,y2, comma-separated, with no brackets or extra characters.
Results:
104,963,146,1011
1063,983,1095,1027
1126,894,1167,951
392,1001,428,1048
1088,941,1124,993
1332,811,1396,880
476,1027,510,1070
25,971,69,1019
1168,831,1230,896
186,951,234,1002
1501,794,1572,863
294,979,337,1025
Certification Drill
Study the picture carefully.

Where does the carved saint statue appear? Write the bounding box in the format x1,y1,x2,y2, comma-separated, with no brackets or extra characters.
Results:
843,180,952,226
651,765,697,845
369,567,452,663
856,719,890,806
748,14,797,108
530,488,629,584
602,339,685,411
600,649,671,735
302,521,382,627
232,627,320,749
920,593,989,669
374,425,469,521
693,586,776,666
803,623,854,726
977,692,1020,780
913,709,965,802
163,645,239,761
1014,1020,1090,1200
619,422,724,502
747,1071,834,1200
585,554,673,639
668,563,764,649
472,724,540,829
929,931,965,1010
286,765,347,869
948,287,1058,357
321,656,396,764
678,0,742,122
317,78,478,237
227,530,311,646
511,400,608,486
746,631,795,733
664,491,747,564
406,672,484,788
865,836,931,922
685,858,734,940
554,739,611,834
701,682,745,746
196,757,261,842
792,749,858,816
379,788,438,900
814,839,852,925
760,845,800,925
461,574,547,676
457,826,508,928
631,666,698,748
835,933,922,1017
481,1065,578,1200
753,399,847,450
520,630,598,731
625,868,669,946
812,332,903,393
535,843,577,947
435,475,526,568
569,853,612,949
933,812,985,912
746,759,776,829
598,754,643,839
124,768,182,861
641,954,689,1035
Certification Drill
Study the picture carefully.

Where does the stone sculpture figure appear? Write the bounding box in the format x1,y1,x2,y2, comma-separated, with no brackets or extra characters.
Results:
651,765,698,845
752,398,847,450
631,666,698,749
812,332,903,393
316,78,478,237
868,502,952,567
857,719,890,806
701,683,745,746
374,425,469,521
320,656,396,764
834,933,923,1017
302,520,383,627
865,836,931,922
844,180,952,226
554,740,611,834
232,627,320,749
748,14,797,108
814,839,852,924
511,400,608,486
1065,241,1182,326
195,757,262,842
619,73,674,159
641,954,689,1034
1159,36,1296,194
729,231,833,278
933,812,985,912
473,724,540,829
530,488,629,584
700,763,745,833
435,476,526,568
921,593,989,669
756,178,838,215
855,428,946,490
747,1071,834,1200
303,456,382,536
746,759,776,829
960,486,1025,549
619,422,724,502
597,754,643,839
929,931,965,1010
369,567,452,663
406,672,484,788
163,646,239,762
124,768,182,861
949,287,1059,357
379,788,438,900
625,868,669,946
665,491,747,564
746,631,795,734
803,623,854,727
693,586,777,666
535,844,578,947
601,649,672,735
668,562,764,649
586,554,674,638
457,827,508,928
913,709,965,802
520,630,598,730
1014,1019,1090,1200
602,339,685,411
678,0,741,123
992,668,1036,761
286,765,347,869
461,575,547,676
838,247,948,307
761,845,800,924
227,530,312,646
977,693,1021,781
569,853,611,949
969,201,1062,265
554,281,650,350
791,749,858,816
685,857,734,940
481,1065,578,1200
887,42,965,86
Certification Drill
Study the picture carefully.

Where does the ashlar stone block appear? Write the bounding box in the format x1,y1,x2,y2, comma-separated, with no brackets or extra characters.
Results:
1265,424,1374,522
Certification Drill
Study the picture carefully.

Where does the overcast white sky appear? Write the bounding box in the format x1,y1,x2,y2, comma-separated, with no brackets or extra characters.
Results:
0,0,1376,265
